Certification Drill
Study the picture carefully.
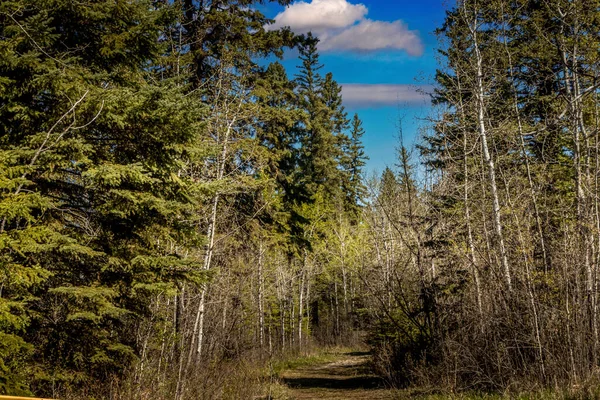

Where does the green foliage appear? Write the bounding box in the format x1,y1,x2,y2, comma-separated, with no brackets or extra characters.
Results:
340,114,368,213
0,0,369,396
0,332,33,396
0,0,212,395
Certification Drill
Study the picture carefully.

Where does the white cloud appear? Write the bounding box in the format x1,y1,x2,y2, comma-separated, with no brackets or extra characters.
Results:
341,84,432,108
270,0,424,55
271,0,367,32
320,19,423,56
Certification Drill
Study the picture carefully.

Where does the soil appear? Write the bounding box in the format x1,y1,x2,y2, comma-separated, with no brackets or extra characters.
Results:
281,350,397,399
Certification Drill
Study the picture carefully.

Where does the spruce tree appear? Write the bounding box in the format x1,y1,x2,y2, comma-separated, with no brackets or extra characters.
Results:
254,62,306,238
0,0,204,394
320,72,350,201
295,34,346,200
340,114,368,213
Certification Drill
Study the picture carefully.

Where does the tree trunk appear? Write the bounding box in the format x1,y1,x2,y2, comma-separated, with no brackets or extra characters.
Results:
258,242,265,348
466,3,512,291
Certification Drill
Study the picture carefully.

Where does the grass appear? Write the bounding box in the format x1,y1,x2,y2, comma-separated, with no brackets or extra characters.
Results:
395,387,600,400
268,347,600,400
269,346,356,377
270,347,395,399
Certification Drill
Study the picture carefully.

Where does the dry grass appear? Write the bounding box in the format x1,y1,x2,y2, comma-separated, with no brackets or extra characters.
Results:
278,348,397,399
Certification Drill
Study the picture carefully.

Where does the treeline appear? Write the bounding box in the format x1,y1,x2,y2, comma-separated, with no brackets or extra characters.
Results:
362,0,600,394
0,0,368,398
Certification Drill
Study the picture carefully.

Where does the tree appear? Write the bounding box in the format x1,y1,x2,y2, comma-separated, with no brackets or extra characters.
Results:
340,114,369,213
295,34,346,200
0,0,208,395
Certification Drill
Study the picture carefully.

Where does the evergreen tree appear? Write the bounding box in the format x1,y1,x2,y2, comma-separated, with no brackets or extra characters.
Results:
0,0,203,394
378,167,400,207
321,72,349,137
340,114,368,213
320,72,350,200
295,34,347,200
254,62,306,241
294,33,324,196
181,0,294,86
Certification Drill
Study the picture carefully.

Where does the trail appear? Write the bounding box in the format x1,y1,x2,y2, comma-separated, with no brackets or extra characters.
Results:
281,350,396,399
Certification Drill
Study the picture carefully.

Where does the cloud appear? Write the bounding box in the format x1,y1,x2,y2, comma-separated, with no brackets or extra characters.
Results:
341,84,432,108
270,0,423,55
320,19,423,56
271,0,367,32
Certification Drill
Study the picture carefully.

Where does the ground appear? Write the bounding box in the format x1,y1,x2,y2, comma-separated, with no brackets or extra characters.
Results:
279,349,397,400
273,349,599,400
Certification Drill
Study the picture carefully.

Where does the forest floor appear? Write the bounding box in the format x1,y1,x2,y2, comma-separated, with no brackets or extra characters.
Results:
278,348,397,399
274,349,595,400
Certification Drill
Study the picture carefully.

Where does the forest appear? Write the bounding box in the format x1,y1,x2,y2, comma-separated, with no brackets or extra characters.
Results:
2,0,600,399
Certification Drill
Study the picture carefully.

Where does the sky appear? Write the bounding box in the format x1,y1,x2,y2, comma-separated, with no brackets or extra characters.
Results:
259,0,452,175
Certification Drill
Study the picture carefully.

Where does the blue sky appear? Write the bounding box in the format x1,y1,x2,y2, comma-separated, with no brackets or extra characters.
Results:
260,0,452,175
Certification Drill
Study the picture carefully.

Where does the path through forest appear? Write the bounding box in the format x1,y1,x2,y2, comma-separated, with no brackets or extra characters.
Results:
280,349,396,399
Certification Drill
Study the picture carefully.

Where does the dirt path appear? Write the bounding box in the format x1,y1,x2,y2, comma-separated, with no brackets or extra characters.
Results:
281,350,396,399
